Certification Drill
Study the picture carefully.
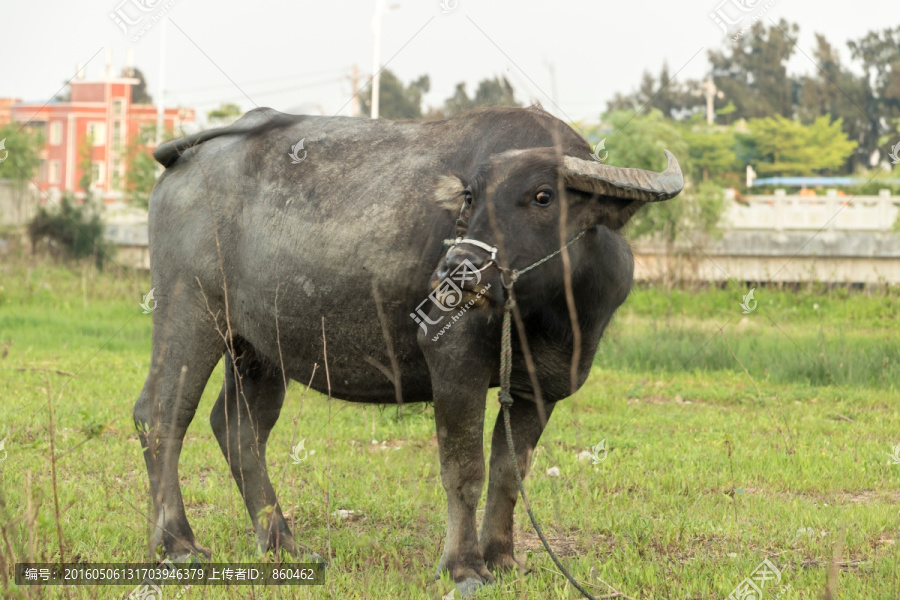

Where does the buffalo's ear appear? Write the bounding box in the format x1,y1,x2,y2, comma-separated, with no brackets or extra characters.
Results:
432,175,466,213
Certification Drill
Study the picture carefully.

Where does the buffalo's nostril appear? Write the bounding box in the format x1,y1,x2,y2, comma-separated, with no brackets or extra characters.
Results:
446,254,467,271
454,249,484,269
440,251,480,281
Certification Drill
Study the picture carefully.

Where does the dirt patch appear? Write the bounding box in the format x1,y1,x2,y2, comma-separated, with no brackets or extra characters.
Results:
366,439,406,452
738,487,900,505
518,531,590,558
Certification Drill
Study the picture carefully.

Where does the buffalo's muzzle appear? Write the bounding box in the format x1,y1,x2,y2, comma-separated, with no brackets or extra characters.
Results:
435,248,489,285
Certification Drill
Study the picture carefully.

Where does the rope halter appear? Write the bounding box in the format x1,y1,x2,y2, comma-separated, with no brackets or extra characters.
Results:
442,237,497,273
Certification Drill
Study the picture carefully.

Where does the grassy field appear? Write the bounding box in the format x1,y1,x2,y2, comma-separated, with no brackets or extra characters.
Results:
0,256,898,599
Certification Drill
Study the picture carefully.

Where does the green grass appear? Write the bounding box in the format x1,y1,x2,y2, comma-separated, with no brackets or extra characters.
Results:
604,282,900,389
0,258,898,599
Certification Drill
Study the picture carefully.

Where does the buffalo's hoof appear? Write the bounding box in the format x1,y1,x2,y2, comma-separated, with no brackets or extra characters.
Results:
485,553,525,575
435,561,495,598
164,542,211,564
302,551,330,567
455,577,492,598
167,553,207,565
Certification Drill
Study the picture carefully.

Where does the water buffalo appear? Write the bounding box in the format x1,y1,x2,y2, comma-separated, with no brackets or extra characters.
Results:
135,105,682,595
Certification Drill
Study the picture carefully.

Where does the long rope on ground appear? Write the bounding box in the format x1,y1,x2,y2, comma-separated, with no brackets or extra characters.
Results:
494,231,600,600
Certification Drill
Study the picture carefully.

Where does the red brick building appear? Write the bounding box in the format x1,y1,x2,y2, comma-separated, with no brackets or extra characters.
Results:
9,66,194,203
0,98,21,126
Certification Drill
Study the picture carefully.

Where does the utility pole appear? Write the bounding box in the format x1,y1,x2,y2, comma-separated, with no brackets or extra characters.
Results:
544,60,558,113
370,0,385,119
370,0,398,119
698,76,723,125
351,64,360,117
155,20,167,177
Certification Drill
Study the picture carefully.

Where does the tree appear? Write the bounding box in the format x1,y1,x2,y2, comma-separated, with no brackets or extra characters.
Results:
473,76,519,107
0,124,44,223
77,132,95,197
606,64,703,120
129,67,154,104
442,76,520,117
124,125,160,208
597,23,899,176
880,117,900,149
588,110,726,285
360,70,430,120
798,34,872,172
708,20,799,122
848,26,900,107
848,26,900,159
596,109,688,239
739,115,857,175
124,124,179,207
53,82,70,102
207,103,243,127
28,192,109,267
441,83,471,117
590,110,687,174
680,118,740,183
607,72,652,114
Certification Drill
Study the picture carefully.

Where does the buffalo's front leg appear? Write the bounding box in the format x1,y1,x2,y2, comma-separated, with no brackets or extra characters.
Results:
480,399,555,573
422,315,498,596
433,386,494,591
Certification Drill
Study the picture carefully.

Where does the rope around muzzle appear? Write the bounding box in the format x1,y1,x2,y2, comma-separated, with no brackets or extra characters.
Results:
444,231,599,600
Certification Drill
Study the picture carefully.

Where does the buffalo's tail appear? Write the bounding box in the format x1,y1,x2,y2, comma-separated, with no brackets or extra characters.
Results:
153,108,298,168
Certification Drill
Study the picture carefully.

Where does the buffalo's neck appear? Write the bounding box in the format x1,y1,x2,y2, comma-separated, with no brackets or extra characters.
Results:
513,228,634,400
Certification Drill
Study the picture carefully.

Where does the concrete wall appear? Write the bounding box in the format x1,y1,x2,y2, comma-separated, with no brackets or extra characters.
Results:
634,252,900,284
0,181,39,226
633,226,900,284
12,190,900,282
103,204,149,269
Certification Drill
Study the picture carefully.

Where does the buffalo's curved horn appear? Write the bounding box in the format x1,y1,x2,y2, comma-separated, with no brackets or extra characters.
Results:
561,150,684,202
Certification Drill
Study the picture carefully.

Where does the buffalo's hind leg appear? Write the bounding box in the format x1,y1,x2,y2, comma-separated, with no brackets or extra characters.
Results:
134,293,223,560
210,341,298,556
480,400,555,574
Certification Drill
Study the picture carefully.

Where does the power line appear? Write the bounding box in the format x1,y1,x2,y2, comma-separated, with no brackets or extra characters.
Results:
169,77,345,108
165,66,351,95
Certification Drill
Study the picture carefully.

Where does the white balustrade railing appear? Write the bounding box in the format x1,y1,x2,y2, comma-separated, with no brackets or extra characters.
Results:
724,190,898,232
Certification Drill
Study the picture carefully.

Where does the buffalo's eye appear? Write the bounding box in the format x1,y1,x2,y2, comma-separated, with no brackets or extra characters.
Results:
463,190,474,207
534,190,553,207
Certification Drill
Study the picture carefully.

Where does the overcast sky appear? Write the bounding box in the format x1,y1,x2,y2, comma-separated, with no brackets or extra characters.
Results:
1,0,893,126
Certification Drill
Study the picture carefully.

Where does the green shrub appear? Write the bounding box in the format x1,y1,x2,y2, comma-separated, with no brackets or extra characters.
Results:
27,193,111,268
